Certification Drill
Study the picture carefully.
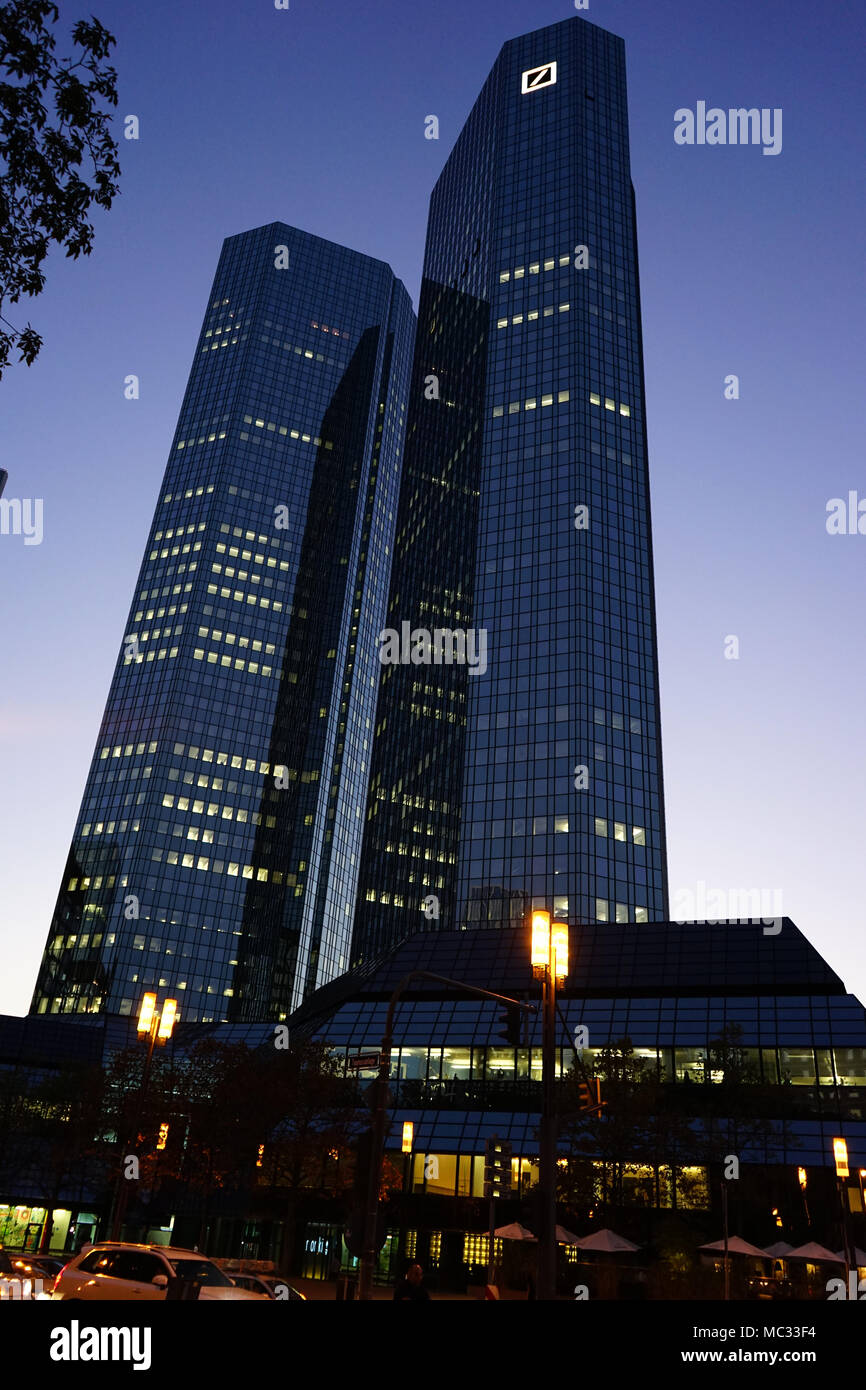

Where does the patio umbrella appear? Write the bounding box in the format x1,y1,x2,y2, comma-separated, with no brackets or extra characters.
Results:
575,1228,640,1253
833,1248,866,1266
764,1242,792,1258
555,1225,580,1245
699,1237,767,1258
494,1222,537,1241
784,1242,842,1262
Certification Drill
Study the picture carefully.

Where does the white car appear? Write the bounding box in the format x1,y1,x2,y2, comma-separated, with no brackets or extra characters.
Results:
228,1272,306,1300
51,1243,269,1301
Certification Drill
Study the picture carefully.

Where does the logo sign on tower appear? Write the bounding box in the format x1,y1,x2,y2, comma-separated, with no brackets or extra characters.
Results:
521,62,557,94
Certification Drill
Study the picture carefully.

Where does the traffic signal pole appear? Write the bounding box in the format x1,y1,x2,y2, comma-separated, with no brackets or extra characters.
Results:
357,971,535,1301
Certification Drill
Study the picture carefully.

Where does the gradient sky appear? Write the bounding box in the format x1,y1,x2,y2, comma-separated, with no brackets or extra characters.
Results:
2,0,864,1016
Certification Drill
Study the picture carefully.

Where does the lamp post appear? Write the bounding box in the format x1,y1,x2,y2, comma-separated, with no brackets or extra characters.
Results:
797,1166,810,1227
531,909,568,1302
833,1137,853,1285
401,1122,413,1271
108,994,178,1240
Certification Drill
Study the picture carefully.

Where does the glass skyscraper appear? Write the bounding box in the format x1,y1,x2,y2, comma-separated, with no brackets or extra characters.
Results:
355,16,668,960
31,223,414,1021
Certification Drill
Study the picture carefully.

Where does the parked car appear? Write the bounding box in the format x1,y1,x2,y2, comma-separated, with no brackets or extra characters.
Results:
228,1272,306,1300
25,1255,66,1278
0,1250,52,1300
51,1243,269,1301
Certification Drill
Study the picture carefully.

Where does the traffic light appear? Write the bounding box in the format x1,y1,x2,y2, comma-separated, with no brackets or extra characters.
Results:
496,1004,521,1046
578,1078,602,1111
484,1136,513,1199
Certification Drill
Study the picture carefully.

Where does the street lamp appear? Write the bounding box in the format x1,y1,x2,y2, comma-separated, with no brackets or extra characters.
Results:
798,1166,811,1226
137,992,178,1051
833,1137,853,1282
109,993,178,1239
400,1122,414,1272
530,909,568,1301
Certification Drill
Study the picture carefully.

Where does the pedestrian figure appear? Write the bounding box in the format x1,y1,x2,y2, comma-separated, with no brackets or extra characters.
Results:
394,1262,431,1301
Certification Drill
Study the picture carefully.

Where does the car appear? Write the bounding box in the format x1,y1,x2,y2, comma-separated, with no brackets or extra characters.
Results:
228,1271,306,1300
30,1255,67,1276
50,1242,270,1301
0,1250,52,1300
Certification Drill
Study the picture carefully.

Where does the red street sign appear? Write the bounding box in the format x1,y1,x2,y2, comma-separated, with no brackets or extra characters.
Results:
347,1054,383,1069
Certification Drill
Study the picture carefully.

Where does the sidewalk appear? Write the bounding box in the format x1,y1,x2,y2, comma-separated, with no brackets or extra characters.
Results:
292,1276,477,1301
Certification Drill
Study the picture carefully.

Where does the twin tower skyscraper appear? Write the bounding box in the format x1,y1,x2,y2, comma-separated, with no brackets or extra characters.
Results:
31,16,669,1024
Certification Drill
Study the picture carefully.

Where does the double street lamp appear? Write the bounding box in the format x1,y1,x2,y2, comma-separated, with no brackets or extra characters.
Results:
108,993,177,1240
356,914,567,1301
833,1136,855,1282
531,909,568,1302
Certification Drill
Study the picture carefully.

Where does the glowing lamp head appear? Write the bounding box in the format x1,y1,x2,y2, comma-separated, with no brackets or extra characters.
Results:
797,1167,807,1190
833,1137,849,1178
551,921,569,981
157,998,178,1041
402,1121,414,1154
156,1122,169,1151
531,910,551,973
137,993,157,1035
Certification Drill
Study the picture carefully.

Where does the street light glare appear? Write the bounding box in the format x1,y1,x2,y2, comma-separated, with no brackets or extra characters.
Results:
137,993,157,1035
551,922,569,981
531,910,551,970
158,999,178,1041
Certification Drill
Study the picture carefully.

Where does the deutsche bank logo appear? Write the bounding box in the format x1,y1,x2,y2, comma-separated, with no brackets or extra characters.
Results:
521,61,557,94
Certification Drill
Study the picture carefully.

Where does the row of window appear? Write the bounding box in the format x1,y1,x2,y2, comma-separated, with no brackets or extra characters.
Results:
239,413,334,449
175,430,227,451
192,648,277,679
498,253,574,281
491,391,631,418
149,848,299,887
340,1044,866,1088
496,302,571,327
161,482,214,505
595,820,646,844
413,1157,710,1211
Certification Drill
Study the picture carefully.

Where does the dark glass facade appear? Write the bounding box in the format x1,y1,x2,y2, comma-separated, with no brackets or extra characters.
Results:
354,16,668,962
30,223,414,1022
293,919,866,1173
4,916,866,1259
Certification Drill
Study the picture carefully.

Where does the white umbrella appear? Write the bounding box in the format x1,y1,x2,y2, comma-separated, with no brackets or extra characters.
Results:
699,1237,767,1258
784,1242,843,1262
494,1222,537,1242
764,1241,792,1258
575,1228,640,1253
833,1248,866,1266
555,1225,580,1245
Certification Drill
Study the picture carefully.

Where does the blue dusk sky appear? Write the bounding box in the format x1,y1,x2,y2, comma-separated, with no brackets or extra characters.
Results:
1,0,864,1015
